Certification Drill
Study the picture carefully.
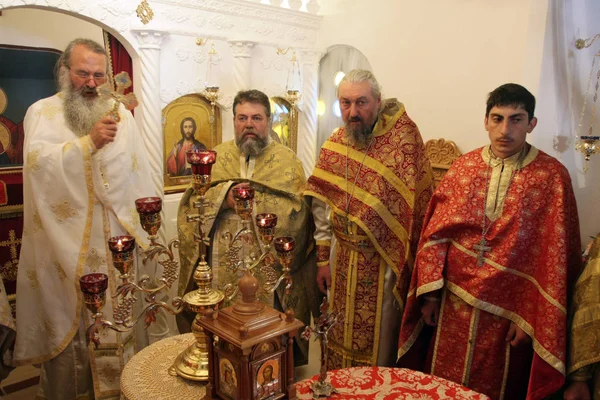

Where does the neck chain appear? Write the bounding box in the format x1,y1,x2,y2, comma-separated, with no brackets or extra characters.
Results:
344,135,375,234
473,144,528,266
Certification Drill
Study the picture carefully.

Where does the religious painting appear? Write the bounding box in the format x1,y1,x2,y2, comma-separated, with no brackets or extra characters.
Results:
251,353,284,400
162,94,222,194
0,45,61,169
270,96,297,153
217,357,238,400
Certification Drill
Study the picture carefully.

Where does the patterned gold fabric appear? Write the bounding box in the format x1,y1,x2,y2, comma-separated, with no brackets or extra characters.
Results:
120,334,206,400
177,140,320,364
568,233,600,397
306,99,434,368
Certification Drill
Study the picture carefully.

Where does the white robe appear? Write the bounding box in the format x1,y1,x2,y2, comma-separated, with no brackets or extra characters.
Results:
14,93,157,399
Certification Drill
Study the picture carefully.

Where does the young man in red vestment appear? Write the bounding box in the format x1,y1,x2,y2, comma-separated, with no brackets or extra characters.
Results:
397,83,582,400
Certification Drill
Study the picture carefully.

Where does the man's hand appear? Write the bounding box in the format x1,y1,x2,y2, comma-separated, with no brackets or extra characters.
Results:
316,266,331,294
563,381,591,400
90,116,117,150
421,298,440,326
505,321,532,348
226,182,251,209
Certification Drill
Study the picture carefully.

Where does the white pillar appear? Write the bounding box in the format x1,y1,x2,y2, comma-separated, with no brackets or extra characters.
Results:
131,29,176,343
228,40,255,94
131,29,168,203
298,50,322,175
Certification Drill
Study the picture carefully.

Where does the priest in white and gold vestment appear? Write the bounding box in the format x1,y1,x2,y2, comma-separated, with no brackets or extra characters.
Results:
14,39,156,400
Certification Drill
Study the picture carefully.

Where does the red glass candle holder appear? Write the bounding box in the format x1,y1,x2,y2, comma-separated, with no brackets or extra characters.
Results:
256,213,278,246
80,273,109,314
135,197,162,214
187,150,217,175
135,197,162,237
233,186,255,221
108,236,136,277
187,150,217,196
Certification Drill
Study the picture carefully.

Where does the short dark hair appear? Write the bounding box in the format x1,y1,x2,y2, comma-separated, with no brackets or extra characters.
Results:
233,90,271,118
486,83,535,121
180,117,197,137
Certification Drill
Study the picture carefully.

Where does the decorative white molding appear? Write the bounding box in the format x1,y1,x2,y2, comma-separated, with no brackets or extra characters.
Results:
152,0,321,29
132,29,169,241
132,29,167,49
229,41,255,93
228,40,255,58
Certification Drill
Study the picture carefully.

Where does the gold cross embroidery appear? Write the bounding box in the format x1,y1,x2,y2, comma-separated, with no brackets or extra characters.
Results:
0,230,21,281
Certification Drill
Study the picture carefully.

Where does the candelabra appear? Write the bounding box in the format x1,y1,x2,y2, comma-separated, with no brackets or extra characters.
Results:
220,186,297,318
301,297,341,398
79,149,224,382
79,148,299,388
80,196,184,349
172,149,225,381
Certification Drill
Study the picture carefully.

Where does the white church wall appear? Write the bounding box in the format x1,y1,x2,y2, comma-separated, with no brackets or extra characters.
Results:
534,0,600,245
317,0,548,156
1,0,322,252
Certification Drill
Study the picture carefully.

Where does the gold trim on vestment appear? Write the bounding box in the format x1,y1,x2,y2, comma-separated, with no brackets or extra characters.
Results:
462,307,480,386
341,248,359,367
447,281,565,375
499,342,511,400
322,141,415,205
480,145,539,222
396,318,425,361
450,240,566,315
430,289,448,375
415,279,445,299
304,191,398,279
309,169,410,248
372,256,386,365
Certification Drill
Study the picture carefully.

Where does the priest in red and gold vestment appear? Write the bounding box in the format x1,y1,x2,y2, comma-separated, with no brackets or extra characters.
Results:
397,83,582,400
305,69,434,369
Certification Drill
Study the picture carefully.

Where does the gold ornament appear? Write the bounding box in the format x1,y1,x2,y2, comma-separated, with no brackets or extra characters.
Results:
136,0,154,25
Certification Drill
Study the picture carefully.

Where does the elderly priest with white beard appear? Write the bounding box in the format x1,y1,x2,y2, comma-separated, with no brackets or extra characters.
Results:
13,38,156,400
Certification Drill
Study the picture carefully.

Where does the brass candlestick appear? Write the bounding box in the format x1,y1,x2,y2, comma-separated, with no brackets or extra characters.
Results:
172,149,225,381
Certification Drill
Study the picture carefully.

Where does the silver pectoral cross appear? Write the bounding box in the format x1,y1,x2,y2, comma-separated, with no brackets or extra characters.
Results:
473,237,492,266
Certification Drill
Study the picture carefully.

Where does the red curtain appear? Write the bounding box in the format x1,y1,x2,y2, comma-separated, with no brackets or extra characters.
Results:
103,31,134,113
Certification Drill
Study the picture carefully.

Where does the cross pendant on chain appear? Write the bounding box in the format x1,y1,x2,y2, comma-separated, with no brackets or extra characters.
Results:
473,237,492,267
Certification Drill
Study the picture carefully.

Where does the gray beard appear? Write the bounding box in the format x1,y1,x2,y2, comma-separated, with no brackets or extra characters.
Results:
59,70,110,137
345,122,373,147
236,134,269,157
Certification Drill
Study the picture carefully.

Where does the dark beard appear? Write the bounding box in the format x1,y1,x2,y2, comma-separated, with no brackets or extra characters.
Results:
59,68,110,137
236,132,269,157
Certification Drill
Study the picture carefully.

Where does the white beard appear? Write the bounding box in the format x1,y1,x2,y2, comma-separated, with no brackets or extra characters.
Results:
59,69,111,137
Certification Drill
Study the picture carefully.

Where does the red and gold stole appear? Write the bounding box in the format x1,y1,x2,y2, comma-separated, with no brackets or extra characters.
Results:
306,100,433,367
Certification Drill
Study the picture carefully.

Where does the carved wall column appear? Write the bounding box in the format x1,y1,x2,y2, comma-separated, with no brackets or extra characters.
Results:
132,29,168,201
298,50,322,175
228,41,255,94
131,29,176,343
